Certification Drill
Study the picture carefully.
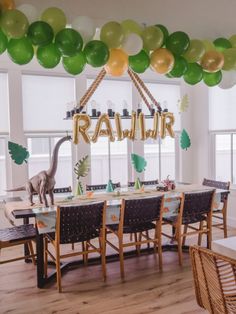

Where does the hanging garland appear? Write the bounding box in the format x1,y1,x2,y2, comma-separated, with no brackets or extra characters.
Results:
1,1,236,87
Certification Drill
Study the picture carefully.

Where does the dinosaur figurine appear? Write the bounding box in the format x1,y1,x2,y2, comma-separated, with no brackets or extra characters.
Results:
7,135,71,207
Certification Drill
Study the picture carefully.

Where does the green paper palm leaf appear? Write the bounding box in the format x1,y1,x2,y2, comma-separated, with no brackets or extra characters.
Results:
74,155,90,180
131,153,147,173
180,129,191,150
8,141,29,165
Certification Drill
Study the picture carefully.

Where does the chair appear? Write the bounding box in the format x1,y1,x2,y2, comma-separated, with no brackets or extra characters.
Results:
128,179,159,187
163,190,215,265
190,245,236,314
0,224,36,265
86,182,121,191
44,202,107,292
106,196,164,279
202,178,230,238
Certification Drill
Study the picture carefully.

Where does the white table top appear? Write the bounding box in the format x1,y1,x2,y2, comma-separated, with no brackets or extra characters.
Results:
212,237,236,260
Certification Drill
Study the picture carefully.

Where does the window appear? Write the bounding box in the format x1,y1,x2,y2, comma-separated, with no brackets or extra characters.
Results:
144,136,175,181
0,73,9,133
22,75,75,132
27,136,72,188
90,138,128,186
0,138,7,195
209,86,236,183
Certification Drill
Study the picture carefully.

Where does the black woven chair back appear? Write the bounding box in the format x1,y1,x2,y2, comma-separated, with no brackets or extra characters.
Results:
86,182,121,191
182,190,215,223
58,202,104,244
203,178,230,202
202,178,230,190
128,180,159,187
123,196,163,226
54,186,72,193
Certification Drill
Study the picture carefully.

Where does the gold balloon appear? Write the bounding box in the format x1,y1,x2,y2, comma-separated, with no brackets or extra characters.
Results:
105,48,128,77
138,113,146,140
146,112,159,139
73,114,91,144
0,0,15,10
150,48,175,74
123,111,137,140
160,112,175,139
92,113,115,143
115,113,124,140
200,50,224,73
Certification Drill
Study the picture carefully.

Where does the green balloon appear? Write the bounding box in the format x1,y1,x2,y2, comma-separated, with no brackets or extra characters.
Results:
166,31,190,56
129,50,150,73
121,19,143,36
203,70,222,87
7,37,33,65
55,28,83,57
37,43,61,68
183,63,203,85
27,21,54,46
84,40,109,67
142,26,163,51
229,35,236,48
1,9,29,38
100,21,124,48
222,48,236,70
41,7,66,34
155,24,169,46
213,37,232,52
169,56,188,77
183,39,205,63
0,29,8,54
63,51,86,75
166,73,174,78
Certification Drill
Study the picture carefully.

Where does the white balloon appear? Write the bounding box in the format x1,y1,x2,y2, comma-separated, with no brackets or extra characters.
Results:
72,16,95,43
17,4,39,24
122,33,143,56
218,71,236,89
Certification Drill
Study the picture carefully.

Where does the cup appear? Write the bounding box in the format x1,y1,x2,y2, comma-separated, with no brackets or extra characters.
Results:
92,109,97,117
108,109,113,117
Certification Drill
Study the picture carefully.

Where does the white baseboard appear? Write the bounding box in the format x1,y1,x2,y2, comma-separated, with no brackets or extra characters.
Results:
227,216,236,228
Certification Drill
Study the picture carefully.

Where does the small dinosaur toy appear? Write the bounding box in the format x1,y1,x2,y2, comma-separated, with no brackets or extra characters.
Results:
7,135,71,207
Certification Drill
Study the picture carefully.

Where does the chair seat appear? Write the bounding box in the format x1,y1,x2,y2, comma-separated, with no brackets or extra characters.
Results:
163,214,206,225
0,224,36,243
108,222,156,234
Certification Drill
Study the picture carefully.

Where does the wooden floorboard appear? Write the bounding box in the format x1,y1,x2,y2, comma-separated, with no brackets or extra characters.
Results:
0,226,235,314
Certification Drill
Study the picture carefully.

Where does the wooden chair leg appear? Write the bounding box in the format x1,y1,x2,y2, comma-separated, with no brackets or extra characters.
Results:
176,226,183,266
44,237,48,278
27,240,36,265
55,242,62,293
156,222,162,271
71,243,75,250
100,236,106,281
118,239,125,279
146,231,150,249
82,241,88,265
182,225,188,246
134,233,140,255
130,233,133,241
198,221,203,246
223,208,228,238
207,217,212,250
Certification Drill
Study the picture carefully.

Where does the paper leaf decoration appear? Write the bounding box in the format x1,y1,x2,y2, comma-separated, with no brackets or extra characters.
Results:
8,141,29,165
74,155,90,180
177,94,189,113
131,153,147,173
180,129,191,150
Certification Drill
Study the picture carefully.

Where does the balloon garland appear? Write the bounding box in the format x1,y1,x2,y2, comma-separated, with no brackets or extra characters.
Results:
1,1,236,87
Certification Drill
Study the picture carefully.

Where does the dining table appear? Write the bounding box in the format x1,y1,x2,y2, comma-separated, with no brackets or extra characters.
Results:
3,184,229,288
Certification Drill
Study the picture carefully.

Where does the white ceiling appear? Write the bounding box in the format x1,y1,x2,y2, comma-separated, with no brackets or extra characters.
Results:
15,0,236,39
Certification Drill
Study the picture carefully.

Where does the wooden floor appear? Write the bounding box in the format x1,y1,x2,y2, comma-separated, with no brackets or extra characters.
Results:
1,226,236,314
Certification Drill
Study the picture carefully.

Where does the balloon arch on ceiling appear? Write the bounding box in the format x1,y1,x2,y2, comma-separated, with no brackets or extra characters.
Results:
0,0,236,88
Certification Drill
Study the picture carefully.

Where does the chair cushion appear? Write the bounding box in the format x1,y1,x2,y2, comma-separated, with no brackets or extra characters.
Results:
0,224,36,243
163,214,206,225
108,222,156,234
